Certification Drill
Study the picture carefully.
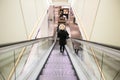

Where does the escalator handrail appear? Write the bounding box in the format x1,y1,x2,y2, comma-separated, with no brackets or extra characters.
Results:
72,38,120,59
0,36,53,48
0,36,53,54
72,38,120,50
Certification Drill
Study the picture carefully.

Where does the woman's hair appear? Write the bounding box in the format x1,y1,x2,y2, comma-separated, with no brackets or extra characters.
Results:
59,24,65,30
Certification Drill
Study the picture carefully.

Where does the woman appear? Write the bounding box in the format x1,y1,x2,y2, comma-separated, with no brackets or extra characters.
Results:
58,24,69,53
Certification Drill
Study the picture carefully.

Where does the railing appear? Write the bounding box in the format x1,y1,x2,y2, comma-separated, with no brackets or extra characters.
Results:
0,37,54,80
69,38,120,80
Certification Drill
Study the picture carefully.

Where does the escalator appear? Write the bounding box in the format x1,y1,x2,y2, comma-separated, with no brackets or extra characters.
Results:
37,41,78,80
0,37,120,80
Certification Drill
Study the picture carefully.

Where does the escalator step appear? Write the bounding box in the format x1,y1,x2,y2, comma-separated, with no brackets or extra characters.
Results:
45,63,73,69
39,75,77,80
42,68,75,75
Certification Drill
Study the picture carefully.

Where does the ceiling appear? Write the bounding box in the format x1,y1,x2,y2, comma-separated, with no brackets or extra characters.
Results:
49,0,71,5
51,0,68,2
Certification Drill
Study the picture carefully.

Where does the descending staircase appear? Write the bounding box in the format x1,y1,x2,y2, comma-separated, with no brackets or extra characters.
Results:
37,42,78,80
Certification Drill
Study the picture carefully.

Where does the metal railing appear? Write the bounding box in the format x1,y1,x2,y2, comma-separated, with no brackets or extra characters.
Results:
0,37,54,80
71,38,120,80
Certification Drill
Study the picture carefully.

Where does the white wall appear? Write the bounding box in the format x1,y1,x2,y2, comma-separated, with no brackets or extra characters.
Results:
72,0,99,39
72,0,120,46
34,0,49,18
20,0,37,37
0,0,27,44
37,13,49,38
0,0,49,44
90,0,120,46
